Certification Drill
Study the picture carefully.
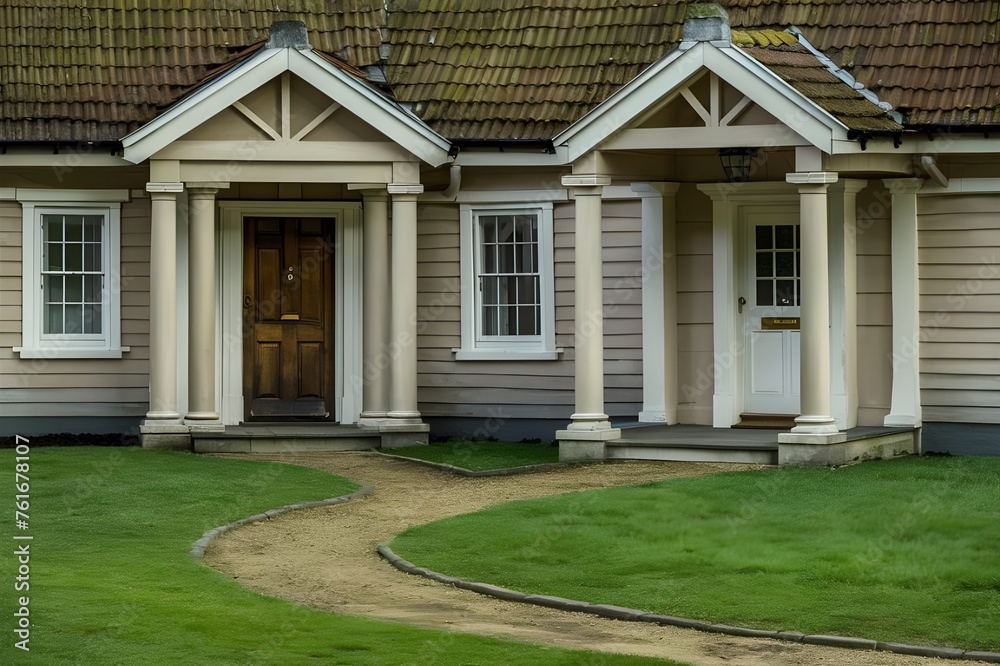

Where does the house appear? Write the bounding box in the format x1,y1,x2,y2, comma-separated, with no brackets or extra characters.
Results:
2,1,998,463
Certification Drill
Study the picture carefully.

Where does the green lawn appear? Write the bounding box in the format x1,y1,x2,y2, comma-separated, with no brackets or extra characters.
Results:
391,456,1000,651
388,439,560,471
0,446,676,665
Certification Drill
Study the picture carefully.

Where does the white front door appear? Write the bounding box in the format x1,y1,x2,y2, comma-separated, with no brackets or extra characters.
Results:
743,210,801,414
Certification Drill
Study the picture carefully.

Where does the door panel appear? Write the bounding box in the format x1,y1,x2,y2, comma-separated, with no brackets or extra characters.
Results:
744,210,801,414
243,217,335,420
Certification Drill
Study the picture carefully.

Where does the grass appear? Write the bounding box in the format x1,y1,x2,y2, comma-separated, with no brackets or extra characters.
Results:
388,439,560,471
391,456,1000,651
0,446,679,665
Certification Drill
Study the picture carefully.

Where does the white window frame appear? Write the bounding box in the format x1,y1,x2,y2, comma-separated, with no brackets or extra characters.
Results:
14,189,131,359
455,202,558,360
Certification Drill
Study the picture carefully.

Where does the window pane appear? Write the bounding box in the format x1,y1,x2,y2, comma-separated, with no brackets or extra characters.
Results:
45,304,63,334
44,275,63,303
84,304,103,334
482,241,496,274
497,217,515,244
65,243,83,271
481,306,498,336
65,275,83,303
496,243,515,274
44,218,63,242
756,279,773,306
45,242,63,271
497,305,516,335
755,225,772,250
775,225,794,249
65,216,83,242
755,253,773,278
85,243,102,271
481,276,498,305
776,280,795,306
517,305,540,335
517,275,539,306
499,276,518,305
84,275,102,302
84,217,103,242
775,251,795,277
481,216,497,244
64,304,83,333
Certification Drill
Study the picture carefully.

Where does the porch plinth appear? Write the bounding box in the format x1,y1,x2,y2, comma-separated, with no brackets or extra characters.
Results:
556,428,621,461
140,424,192,451
378,422,430,449
779,430,916,466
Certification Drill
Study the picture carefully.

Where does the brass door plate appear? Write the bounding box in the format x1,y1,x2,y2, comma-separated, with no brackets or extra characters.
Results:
761,317,800,330
280,314,300,321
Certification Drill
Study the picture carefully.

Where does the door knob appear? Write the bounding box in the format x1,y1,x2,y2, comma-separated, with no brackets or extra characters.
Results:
738,296,746,314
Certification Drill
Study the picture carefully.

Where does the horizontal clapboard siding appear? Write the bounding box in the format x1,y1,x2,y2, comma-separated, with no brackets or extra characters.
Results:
919,194,1000,424
856,184,893,426
415,199,644,426
0,198,151,418
676,184,713,425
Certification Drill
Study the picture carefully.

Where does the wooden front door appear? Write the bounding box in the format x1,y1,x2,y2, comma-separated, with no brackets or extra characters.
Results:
243,217,336,420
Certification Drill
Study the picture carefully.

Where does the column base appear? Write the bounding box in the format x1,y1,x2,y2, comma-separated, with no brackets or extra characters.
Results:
555,427,620,462
790,414,839,435
140,422,192,451
358,412,391,429
565,412,613,431
378,422,430,449
884,413,921,428
638,410,667,423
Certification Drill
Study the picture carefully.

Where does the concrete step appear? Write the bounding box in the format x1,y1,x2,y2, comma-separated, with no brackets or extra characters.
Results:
191,423,381,454
606,442,778,465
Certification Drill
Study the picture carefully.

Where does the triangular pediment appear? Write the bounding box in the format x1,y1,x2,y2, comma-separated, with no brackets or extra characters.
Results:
122,47,451,166
554,41,850,162
180,73,392,144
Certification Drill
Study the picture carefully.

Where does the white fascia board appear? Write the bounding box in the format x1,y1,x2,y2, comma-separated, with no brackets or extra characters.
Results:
292,50,452,167
555,40,852,162
832,135,1000,155
706,46,844,152
122,48,287,163
553,43,699,161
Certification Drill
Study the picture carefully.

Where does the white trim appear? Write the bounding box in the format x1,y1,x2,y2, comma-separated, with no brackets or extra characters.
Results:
456,202,559,359
452,189,572,204
217,201,363,426
122,48,452,167
919,178,1000,196
14,191,131,359
553,41,848,163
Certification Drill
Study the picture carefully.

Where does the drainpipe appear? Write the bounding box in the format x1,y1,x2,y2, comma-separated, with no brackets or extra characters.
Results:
919,155,949,188
441,164,462,200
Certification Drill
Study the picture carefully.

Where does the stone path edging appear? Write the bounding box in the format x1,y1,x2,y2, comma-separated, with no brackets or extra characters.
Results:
376,543,1000,664
373,450,573,477
190,485,371,559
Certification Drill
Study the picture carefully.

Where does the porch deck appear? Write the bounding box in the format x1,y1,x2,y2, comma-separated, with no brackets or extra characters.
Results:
610,424,918,465
191,423,381,454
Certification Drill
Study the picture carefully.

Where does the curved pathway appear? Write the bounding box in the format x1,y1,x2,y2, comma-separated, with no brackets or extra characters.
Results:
205,452,969,666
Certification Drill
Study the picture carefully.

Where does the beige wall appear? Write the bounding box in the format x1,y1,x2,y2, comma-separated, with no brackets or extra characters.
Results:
0,197,151,419
675,184,715,425
855,183,894,426
415,198,644,428
918,194,1000,424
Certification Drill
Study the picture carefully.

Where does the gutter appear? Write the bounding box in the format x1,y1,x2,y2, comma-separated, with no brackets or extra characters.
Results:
450,138,556,153
0,140,124,155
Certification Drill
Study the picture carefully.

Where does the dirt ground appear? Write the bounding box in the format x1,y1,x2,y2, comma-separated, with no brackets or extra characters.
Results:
204,452,969,665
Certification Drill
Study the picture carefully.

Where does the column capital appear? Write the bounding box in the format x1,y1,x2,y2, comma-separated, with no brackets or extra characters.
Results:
630,182,681,198
146,182,183,194
882,177,924,194
786,171,839,187
387,184,424,196
831,178,868,196
357,189,389,202
562,174,611,189
185,183,226,197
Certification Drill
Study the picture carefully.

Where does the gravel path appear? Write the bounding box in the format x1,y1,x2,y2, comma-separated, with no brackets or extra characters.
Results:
204,452,967,666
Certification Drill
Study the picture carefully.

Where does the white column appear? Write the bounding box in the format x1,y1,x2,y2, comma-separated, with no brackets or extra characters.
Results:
828,180,866,430
787,172,839,435
884,178,924,427
562,176,615,431
145,184,183,421
386,185,423,422
185,186,220,422
360,189,391,423
633,182,681,423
